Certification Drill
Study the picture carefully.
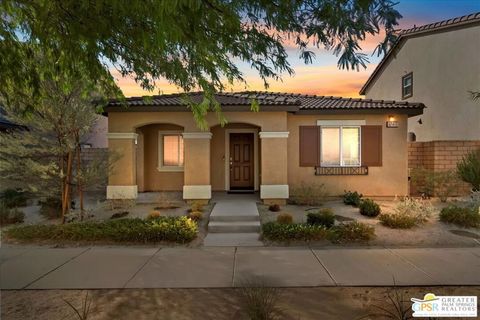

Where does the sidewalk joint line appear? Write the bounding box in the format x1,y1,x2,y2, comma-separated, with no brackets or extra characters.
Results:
231,246,238,287
309,246,337,286
123,247,162,288
22,247,91,289
385,247,437,282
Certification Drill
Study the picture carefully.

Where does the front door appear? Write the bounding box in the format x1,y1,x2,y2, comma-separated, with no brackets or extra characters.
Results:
229,133,254,190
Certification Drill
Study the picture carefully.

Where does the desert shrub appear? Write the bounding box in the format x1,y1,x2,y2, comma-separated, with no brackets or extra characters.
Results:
440,205,480,228
359,199,381,217
379,198,433,229
64,292,92,320
327,221,375,243
457,149,480,191
306,208,335,228
189,210,203,221
237,277,282,320
5,216,198,243
342,190,362,207
0,203,25,226
39,197,63,219
110,211,129,219
379,213,417,229
262,222,328,241
147,210,161,220
411,167,460,201
361,284,412,319
396,198,432,222
1,189,28,208
268,204,281,212
276,213,293,224
289,182,328,206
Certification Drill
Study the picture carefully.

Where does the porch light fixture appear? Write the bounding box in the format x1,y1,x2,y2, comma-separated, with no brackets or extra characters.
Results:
386,115,399,128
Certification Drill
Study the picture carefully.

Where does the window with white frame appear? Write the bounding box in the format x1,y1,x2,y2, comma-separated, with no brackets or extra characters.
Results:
321,126,360,167
158,132,184,171
402,72,413,99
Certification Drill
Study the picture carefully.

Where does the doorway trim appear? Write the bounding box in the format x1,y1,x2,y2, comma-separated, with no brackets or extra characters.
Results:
225,128,259,191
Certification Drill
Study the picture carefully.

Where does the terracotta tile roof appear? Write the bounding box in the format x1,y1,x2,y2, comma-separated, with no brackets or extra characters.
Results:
107,91,424,113
229,91,424,110
359,12,480,95
397,12,480,37
108,91,300,107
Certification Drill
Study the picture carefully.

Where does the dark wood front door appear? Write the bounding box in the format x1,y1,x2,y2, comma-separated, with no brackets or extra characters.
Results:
229,133,254,190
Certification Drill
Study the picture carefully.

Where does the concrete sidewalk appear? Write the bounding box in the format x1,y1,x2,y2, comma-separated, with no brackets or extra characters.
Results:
1,245,479,289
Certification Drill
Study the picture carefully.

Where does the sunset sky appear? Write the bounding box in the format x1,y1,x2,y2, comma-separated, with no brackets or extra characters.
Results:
115,0,480,98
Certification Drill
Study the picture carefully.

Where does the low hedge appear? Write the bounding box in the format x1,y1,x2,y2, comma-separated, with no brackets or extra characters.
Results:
439,205,480,228
327,221,375,243
379,213,417,229
4,216,197,243
262,221,374,243
306,209,335,228
262,222,328,241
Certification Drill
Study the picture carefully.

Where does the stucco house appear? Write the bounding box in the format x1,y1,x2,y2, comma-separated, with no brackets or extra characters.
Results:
360,12,479,142
359,12,480,193
104,92,424,203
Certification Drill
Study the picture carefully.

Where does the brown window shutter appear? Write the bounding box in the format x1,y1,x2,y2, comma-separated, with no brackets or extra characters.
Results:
299,126,320,167
361,125,382,167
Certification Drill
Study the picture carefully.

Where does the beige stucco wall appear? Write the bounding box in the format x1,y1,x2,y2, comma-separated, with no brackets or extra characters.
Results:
364,25,480,142
108,110,409,197
137,124,184,191
108,138,136,186
108,111,288,132
108,111,287,189
184,138,210,185
287,113,409,197
261,138,288,185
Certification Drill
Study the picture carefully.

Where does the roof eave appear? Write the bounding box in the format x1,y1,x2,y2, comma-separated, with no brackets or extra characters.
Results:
103,104,300,115
295,106,424,117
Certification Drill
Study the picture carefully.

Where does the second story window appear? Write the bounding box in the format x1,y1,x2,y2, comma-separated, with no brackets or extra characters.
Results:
402,72,413,99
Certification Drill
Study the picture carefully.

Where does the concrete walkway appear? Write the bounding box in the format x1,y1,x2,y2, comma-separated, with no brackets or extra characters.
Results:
1,246,479,289
204,193,262,246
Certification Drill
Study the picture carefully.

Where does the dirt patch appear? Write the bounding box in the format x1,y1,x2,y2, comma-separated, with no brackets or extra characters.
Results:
2,287,479,320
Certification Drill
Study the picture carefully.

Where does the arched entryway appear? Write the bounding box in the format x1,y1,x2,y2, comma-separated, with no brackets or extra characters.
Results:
210,123,260,192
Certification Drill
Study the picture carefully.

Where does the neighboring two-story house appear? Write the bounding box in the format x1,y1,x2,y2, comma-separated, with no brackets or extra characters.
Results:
360,12,480,194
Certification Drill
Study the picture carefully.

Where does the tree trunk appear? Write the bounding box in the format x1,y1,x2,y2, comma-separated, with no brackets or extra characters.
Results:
76,143,84,221
62,151,74,224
